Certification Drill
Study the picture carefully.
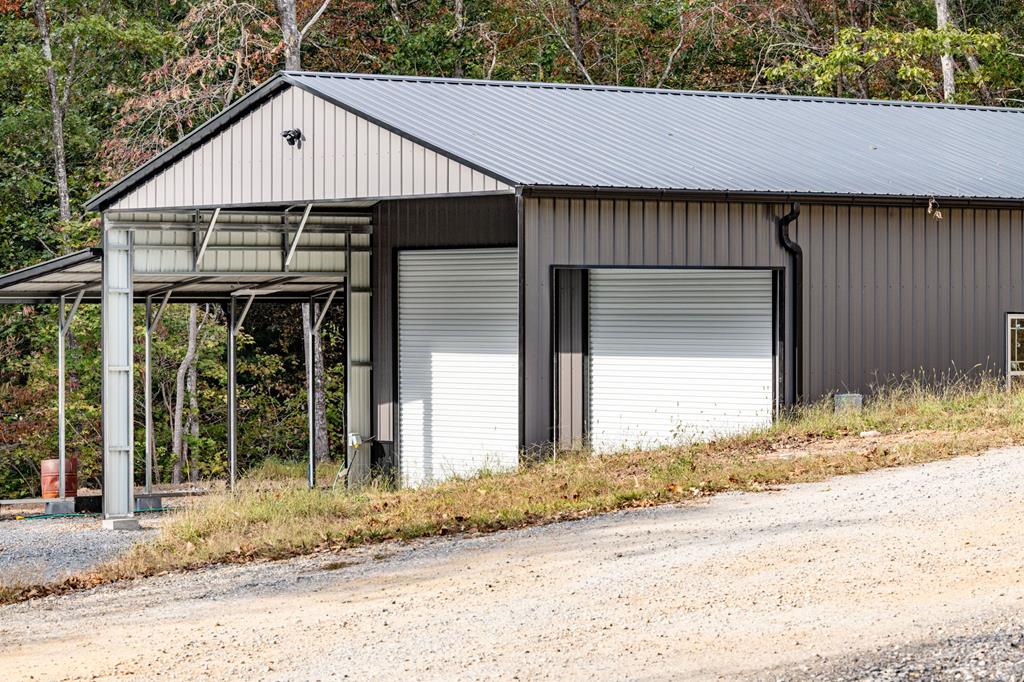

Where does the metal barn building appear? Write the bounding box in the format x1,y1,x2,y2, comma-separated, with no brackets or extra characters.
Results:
5,71,1024,527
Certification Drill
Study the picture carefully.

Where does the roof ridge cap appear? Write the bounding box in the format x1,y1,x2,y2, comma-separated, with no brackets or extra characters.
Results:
281,70,1024,114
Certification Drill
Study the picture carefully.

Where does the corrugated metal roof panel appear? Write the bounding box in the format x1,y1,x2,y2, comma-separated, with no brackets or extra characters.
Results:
285,72,1024,200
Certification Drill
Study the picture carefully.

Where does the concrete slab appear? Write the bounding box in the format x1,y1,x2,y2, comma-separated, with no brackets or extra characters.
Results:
101,517,142,531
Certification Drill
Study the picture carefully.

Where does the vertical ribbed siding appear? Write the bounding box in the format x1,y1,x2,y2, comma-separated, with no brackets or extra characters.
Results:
112,86,511,210
795,205,1024,397
526,196,1024,449
371,196,517,452
554,269,587,447
524,197,789,447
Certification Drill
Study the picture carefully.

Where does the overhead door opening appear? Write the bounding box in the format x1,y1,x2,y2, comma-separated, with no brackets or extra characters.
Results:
588,268,775,452
398,248,519,486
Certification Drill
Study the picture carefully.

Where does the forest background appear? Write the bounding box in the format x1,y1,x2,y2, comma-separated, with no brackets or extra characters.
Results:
1,0,1020,496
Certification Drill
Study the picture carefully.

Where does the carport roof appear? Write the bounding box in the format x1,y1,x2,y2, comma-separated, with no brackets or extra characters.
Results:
0,247,345,305
89,71,1024,210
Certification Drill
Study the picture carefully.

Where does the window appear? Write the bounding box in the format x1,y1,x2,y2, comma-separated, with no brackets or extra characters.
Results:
1007,314,1024,389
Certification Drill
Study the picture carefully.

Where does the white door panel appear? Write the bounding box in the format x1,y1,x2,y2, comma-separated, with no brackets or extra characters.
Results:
589,269,774,452
398,249,519,485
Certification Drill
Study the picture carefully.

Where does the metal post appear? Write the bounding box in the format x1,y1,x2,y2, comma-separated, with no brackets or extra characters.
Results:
227,296,237,491
143,296,153,494
100,220,139,529
57,295,66,500
304,299,316,489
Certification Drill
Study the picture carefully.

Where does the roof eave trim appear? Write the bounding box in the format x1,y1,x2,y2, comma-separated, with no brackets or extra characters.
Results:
0,248,102,292
85,76,293,212
281,73,520,189
522,185,1024,208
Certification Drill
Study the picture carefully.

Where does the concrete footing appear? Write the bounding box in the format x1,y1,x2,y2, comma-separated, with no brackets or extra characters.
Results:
101,517,142,530
44,498,76,515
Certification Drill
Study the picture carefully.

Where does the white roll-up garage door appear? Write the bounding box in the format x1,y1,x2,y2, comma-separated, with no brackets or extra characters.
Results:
589,269,774,452
398,248,519,486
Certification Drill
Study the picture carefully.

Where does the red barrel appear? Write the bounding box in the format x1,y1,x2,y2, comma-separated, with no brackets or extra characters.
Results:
40,458,77,498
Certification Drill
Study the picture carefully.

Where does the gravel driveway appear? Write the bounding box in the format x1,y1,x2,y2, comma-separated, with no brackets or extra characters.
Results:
2,447,1024,681
0,516,158,583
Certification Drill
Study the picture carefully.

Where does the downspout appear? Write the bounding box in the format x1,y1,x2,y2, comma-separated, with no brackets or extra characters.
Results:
777,203,803,403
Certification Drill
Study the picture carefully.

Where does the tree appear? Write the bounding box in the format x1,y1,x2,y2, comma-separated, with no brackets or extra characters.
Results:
31,0,70,221
274,0,332,70
934,0,955,101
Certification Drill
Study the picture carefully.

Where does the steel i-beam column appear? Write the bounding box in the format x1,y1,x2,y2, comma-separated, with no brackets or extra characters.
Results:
101,219,139,529
143,297,153,494
304,300,316,489
227,296,237,491
57,295,66,500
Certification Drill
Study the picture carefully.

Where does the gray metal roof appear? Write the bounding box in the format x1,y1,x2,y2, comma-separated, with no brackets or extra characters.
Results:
90,71,1024,209
286,72,1024,201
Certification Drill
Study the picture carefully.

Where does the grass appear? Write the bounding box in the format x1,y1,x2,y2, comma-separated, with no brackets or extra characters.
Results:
3,377,1024,605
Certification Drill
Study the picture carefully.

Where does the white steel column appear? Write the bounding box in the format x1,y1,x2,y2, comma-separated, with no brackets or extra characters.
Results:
101,218,139,529
347,233,372,484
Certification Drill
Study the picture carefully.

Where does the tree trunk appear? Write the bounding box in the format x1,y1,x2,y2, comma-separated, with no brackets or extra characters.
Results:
32,0,71,222
568,0,587,70
274,0,302,70
934,0,956,102
275,0,331,71
303,303,330,462
452,0,466,78
171,305,200,484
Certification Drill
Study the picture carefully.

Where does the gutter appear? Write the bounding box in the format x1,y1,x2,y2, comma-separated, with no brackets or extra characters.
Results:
777,203,802,403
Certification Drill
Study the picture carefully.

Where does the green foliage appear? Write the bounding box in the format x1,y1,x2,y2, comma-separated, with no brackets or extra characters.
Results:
766,26,1022,101
5,0,1024,499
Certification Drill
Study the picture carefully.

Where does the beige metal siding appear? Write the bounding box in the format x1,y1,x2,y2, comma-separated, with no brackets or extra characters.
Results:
113,86,511,210
526,196,1024,448
347,232,373,484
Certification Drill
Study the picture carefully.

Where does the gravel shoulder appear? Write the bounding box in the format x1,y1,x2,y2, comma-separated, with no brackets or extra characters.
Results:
2,447,1023,681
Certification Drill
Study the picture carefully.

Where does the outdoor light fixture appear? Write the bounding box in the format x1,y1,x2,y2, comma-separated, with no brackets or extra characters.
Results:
281,128,303,146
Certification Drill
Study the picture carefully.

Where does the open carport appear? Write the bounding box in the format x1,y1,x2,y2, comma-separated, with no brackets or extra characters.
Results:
7,70,1024,528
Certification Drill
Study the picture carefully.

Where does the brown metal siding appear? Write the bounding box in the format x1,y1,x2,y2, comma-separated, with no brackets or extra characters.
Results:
794,205,1024,398
524,197,790,447
525,197,1024,448
371,195,517,444
554,269,587,447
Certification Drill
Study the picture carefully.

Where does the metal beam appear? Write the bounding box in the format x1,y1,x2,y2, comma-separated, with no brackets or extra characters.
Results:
228,296,237,491
312,289,338,333
304,299,316,489
233,293,256,334
194,207,221,270
144,297,154,494
149,290,171,331
284,204,313,270
57,296,66,499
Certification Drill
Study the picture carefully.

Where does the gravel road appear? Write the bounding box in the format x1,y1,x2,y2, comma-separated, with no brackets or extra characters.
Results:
0,516,158,583
2,447,1023,681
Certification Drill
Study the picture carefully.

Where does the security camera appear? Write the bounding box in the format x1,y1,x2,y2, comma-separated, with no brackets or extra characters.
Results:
281,128,303,146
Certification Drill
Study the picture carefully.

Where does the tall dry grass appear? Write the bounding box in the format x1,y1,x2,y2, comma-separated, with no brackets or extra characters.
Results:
5,376,1024,604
